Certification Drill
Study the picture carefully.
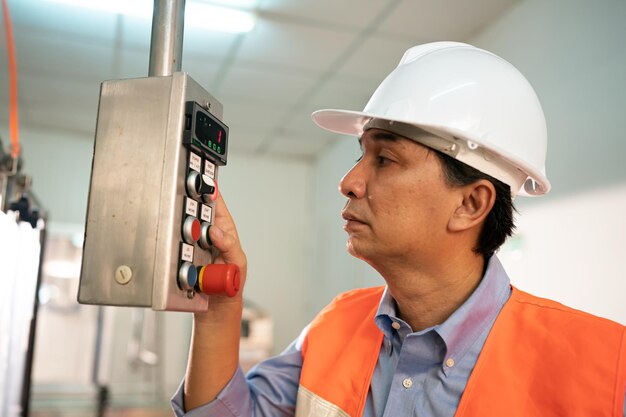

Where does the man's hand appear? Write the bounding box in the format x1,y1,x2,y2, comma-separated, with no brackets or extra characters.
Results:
184,192,248,410
202,192,247,303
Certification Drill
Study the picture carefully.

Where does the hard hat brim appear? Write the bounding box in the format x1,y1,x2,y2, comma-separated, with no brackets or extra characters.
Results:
312,108,551,196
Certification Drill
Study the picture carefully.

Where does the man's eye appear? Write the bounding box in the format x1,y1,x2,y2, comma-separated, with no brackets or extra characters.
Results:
377,155,390,165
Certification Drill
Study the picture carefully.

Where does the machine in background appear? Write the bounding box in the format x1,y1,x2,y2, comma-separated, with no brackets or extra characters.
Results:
1,135,47,417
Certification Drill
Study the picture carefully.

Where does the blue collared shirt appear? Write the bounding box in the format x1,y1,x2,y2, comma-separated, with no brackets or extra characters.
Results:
366,256,510,416
171,256,625,416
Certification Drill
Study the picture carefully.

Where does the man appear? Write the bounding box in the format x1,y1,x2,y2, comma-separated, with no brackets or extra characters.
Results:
172,42,626,416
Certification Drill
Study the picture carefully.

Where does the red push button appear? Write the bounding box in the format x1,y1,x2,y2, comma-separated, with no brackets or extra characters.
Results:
197,264,240,297
182,216,201,244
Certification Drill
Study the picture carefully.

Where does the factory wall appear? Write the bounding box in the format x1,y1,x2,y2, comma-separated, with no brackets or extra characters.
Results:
218,152,313,352
470,0,626,196
471,0,626,323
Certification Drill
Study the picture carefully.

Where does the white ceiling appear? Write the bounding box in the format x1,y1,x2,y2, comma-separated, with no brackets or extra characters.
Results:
0,0,519,160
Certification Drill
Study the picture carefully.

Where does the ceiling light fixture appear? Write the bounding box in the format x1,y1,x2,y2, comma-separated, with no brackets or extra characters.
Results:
45,0,256,33
186,2,255,33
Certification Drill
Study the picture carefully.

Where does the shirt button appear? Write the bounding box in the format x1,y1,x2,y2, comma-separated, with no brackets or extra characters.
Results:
391,322,401,330
402,378,413,389
446,358,455,368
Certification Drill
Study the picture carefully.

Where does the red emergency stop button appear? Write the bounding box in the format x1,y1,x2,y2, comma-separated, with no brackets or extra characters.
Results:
182,216,201,244
197,264,240,297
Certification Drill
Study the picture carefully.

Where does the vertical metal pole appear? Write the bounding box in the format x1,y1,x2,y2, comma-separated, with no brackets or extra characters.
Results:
149,0,185,77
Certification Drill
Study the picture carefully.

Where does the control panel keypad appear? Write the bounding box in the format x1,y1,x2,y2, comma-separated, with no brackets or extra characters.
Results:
177,101,230,296
178,148,217,292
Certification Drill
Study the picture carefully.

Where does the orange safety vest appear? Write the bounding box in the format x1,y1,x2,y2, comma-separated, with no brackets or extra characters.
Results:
297,286,626,417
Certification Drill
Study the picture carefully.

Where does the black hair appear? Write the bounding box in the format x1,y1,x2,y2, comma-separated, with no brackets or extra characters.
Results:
433,151,516,258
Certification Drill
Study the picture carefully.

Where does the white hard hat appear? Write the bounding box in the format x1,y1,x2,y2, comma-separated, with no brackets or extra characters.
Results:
312,42,550,197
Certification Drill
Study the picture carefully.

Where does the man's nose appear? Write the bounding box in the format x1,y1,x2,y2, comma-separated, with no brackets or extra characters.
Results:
339,162,366,199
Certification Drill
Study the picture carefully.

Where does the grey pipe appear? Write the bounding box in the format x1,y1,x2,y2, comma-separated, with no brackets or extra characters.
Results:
149,0,185,77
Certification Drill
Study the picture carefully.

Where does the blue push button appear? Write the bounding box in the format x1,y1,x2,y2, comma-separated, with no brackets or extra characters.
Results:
178,262,198,290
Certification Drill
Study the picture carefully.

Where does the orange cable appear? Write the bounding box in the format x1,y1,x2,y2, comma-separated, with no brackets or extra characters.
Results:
2,0,20,159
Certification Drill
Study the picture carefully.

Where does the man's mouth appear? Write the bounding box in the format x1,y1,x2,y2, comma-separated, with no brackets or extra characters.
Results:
341,211,367,230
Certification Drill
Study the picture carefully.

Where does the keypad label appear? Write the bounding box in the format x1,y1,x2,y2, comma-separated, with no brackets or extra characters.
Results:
204,161,216,179
181,243,194,262
185,198,198,217
201,204,213,223
189,152,202,172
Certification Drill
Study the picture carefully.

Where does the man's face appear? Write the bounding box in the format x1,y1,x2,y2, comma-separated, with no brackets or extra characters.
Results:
339,128,459,268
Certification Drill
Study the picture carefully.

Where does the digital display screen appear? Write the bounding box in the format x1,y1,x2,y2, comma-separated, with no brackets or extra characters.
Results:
194,111,227,156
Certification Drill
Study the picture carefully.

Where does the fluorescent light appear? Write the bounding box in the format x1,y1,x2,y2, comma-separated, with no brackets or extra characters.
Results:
202,0,259,8
46,0,153,18
44,0,256,33
187,2,256,33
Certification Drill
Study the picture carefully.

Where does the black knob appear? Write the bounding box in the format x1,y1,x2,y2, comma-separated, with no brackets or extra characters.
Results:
198,174,215,196
186,172,215,200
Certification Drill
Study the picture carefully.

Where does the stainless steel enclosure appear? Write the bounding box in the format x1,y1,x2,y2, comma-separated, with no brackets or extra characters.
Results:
78,73,224,311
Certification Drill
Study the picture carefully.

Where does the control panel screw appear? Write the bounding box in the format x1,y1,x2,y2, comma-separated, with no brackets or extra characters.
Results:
114,265,133,285
186,289,195,299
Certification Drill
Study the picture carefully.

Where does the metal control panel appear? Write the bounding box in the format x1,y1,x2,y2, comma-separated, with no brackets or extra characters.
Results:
78,72,228,311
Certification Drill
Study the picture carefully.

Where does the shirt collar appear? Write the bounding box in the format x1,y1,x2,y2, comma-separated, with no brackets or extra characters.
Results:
374,286,404,342
374,255,512,373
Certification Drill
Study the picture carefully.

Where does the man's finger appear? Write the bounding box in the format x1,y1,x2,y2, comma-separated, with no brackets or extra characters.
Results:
209,225,246,268
212,192,239,239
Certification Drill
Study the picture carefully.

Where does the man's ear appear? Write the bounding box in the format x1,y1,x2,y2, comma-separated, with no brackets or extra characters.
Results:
448,180,496,232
